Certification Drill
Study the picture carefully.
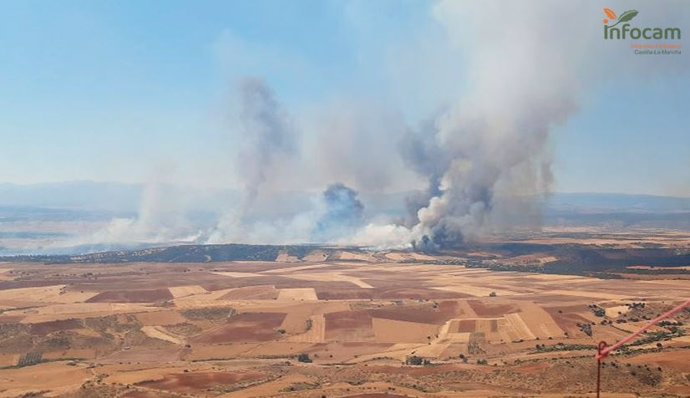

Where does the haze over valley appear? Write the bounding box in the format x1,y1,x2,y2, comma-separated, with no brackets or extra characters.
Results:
1,1,689,397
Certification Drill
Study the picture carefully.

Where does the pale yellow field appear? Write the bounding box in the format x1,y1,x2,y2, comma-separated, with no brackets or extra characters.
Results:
274,252,300,262
337,250,375,261
0,362,91,398
504,312,537,341
301,251,328,262
0,284,98,305
168,284,208,298
281,272,374,288
262,263,334,273
433,284,520,297
287,314,325,343
412,341,451,357
212,271,263,278
0,354,19,367
0,269,13,281
266,302,348,336
546,290,630,300
605,305,631,317
384,252,437,261
13,302,156,323
277,288,318,301
521,274,584,281
517,302,565,339
171,287,238,307
140,325,184,344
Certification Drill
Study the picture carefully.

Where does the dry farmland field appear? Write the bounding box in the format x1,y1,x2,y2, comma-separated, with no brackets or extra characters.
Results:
0,237,689,397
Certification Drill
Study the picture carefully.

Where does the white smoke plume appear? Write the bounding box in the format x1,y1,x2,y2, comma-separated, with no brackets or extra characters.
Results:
373,0,689,250
54,169,206,249
50,1,689,253
375,1,578,249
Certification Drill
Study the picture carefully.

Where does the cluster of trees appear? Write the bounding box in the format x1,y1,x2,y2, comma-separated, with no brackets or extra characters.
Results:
535,342,595,352
405,355,431,366
588,304,606,317
628,329,684,347
577,322,593,336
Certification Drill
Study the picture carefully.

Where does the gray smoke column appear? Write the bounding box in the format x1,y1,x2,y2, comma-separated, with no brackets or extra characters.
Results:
399,118,448,228
313,183,365,242
236,77,296,207
208,77,296,243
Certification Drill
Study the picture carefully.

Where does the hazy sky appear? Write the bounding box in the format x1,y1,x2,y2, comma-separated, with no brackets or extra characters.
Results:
1,0,689,196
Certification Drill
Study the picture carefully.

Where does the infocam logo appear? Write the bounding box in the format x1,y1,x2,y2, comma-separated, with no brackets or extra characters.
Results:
603,8,681,40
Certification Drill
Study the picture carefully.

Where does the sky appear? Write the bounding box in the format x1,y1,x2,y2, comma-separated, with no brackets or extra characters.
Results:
1,0,689,196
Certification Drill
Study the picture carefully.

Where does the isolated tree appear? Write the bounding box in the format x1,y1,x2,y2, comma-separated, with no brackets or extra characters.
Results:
297,353,312,363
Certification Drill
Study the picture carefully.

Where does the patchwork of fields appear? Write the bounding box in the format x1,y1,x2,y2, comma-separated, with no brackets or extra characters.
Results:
0,255,689,397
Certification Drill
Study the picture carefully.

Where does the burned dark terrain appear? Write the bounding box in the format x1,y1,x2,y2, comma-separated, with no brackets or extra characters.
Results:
6,230,690,280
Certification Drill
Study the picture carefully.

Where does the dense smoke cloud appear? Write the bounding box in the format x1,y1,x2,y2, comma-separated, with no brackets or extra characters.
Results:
391,0,689,250
49,1,689,253
313,183,365,242
390,1,578,249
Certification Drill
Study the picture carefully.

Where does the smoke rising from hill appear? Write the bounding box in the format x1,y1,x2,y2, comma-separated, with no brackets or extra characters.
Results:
393,1,579,249
375,0,688,249
45,1,690,252
60,2,590,249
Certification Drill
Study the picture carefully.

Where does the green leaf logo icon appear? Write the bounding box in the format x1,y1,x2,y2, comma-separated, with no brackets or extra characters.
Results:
609,9,639,27
618,10,639,23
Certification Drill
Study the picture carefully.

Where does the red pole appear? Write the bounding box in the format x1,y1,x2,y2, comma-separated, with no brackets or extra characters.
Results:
595,299,690,397
596,341,607,398
596,299,690,360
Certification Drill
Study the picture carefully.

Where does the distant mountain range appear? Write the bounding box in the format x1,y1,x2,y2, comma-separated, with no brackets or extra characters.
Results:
0,181,142,212
546,192,690,212
1,181,689,213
